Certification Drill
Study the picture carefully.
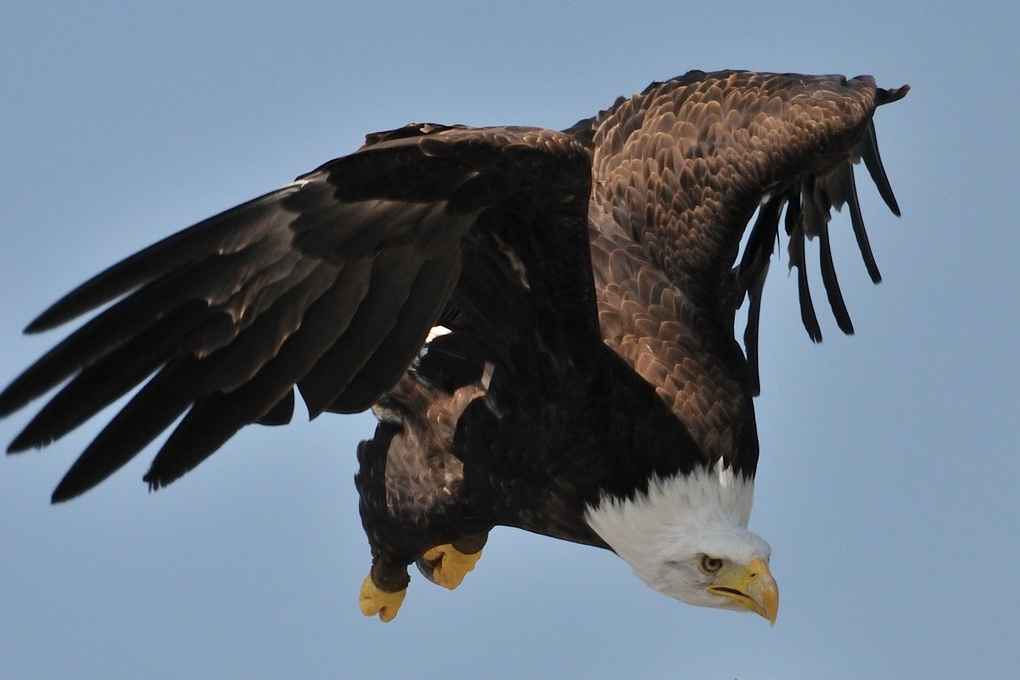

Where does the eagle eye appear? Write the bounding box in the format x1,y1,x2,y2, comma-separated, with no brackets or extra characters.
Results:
699,555,724,573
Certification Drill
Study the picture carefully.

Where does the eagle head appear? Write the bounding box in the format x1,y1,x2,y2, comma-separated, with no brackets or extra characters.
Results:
585,466,779,624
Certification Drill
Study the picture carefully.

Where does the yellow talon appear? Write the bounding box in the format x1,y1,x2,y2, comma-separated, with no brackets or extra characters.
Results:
359,573,406,622
422,543,483,590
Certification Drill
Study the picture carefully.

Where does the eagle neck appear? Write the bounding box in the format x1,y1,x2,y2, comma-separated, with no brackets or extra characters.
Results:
584,461,757,561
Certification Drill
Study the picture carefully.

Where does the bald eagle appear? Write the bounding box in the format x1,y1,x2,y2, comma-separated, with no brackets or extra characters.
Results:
0,70,907,624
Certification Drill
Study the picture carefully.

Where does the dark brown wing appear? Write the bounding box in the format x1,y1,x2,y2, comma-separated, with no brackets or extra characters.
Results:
0,124,594,501
589,70,907,396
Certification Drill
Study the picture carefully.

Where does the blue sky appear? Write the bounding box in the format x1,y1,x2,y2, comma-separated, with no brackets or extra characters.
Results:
2,2,1018,678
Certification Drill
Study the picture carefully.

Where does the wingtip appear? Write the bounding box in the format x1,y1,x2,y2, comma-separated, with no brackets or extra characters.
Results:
24,309,65,335
50,476,87,504
48,438,189,502
6,418,57,453
23,319,49,335
50,489,73,504
877,84,910,106
142,468,174,493
6,436,32,456
23,286,101,334
860,121,902,217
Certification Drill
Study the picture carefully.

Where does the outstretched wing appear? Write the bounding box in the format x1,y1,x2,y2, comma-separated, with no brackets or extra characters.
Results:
589,71,907,396
0,124,594,501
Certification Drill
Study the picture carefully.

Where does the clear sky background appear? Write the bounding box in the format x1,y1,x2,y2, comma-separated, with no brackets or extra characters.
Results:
2,2,1017,679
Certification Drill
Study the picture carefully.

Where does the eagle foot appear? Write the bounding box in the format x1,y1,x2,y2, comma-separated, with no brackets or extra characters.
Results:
416,543,483,590
359,573,406,622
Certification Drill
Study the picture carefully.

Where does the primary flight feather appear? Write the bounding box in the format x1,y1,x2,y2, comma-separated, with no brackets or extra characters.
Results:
1,70,907,623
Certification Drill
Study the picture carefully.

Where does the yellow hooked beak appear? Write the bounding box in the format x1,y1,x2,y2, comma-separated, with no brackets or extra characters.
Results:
707,557,779,625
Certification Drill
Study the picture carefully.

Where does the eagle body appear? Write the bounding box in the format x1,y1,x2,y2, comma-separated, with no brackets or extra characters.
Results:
0,70,907,622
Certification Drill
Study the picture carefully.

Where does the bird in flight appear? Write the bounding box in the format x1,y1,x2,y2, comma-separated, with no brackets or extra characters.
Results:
1,70,907,623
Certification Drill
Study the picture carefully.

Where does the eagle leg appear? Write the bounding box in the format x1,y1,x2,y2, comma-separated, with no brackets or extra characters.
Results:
416,534,488,590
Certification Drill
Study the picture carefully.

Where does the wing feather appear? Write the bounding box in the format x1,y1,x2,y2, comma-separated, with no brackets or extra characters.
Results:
3,125,593,499
24,192,298,333
818,220,854,335
328,251,462,414
860,120,902,216
591,71,906,375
